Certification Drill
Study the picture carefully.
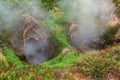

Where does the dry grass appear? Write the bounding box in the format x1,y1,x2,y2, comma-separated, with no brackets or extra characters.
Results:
0,48,5,62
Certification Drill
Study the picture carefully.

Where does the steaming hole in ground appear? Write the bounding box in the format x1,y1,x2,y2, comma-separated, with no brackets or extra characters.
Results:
63,0,118,52
24,38,48,65
9,14,55,65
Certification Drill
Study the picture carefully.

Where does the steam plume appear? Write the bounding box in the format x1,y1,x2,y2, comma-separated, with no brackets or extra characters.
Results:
0,0,51,65
58,0,116,49
0,0,45,29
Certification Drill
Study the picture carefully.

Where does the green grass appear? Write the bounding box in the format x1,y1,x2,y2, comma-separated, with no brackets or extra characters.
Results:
43,10,72,53
43,51,83,68
0,45,120,79
2,47,24,68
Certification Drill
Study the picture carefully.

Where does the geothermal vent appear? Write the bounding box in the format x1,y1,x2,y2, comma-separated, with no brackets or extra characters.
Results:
68,23,106,52
9,14,55,65
63,0,116,52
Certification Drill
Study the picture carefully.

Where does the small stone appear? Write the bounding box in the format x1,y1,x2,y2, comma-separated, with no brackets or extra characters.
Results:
62,47,71,55
114,28,120,42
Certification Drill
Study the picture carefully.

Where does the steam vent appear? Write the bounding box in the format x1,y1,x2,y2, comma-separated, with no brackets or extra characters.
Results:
68,22,119,52
9,14,55,65
68,23,105,52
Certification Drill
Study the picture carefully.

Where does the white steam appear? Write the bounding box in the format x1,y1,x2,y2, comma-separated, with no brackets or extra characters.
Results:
24,39,48,65
0,0,45,29
0,0,48,65
58,0,115,48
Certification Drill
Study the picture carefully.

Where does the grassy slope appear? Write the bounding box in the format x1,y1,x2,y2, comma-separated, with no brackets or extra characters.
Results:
0,45,120,80
43,52,83,68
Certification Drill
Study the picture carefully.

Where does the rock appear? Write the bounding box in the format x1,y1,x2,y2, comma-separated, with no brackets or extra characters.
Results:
108,14,119,27
114,28,120,42
68,22,79,41
91,37,105,48
9,14,55,65
62,47,71,55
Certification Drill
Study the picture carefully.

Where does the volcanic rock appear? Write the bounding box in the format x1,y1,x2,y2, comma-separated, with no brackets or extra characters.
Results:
9,14,55,64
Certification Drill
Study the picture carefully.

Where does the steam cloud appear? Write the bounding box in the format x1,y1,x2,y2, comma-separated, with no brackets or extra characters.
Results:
0,0,49,65
58,0,116,49
24,38,48,65
0,0,45,33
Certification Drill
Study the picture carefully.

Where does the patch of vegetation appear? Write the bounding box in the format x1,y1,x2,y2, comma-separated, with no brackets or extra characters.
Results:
75,46,120,79
104,26,119,45
0,42,120,79
41,0,58,10
0,47,57,80
43,51,83,68
2,47,24,68
43,8,71,53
